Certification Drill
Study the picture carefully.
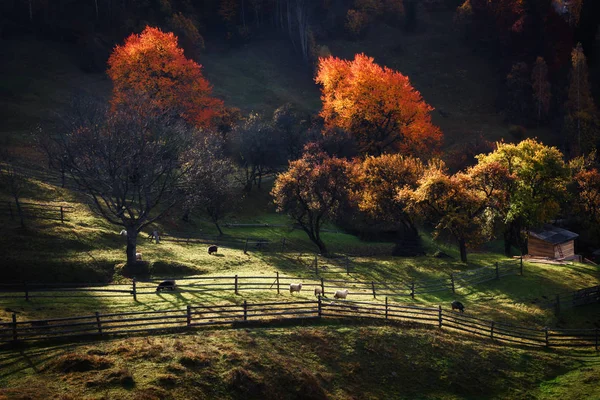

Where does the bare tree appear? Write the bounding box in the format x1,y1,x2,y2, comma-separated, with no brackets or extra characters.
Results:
0,153,27,228
230,113,285,191
43,99,193,266
182,134,241,235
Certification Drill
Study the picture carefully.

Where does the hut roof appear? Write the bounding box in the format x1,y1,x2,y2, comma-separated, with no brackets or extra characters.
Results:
529,226,578,245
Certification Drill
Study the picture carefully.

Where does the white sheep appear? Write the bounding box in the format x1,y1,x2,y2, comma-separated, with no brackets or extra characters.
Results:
314,287,323,297
135,252,143,261
120,230,127,236
289,283,302,294
333,289,349,299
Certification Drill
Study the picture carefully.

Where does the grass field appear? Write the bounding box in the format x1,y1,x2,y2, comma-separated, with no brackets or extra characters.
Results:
0,9,598,399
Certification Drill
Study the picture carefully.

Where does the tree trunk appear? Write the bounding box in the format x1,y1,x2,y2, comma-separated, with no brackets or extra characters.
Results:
126,229,138,266
215,221,223,236
14,197,25,228
503,229,512,257
315,239,328,256
458,238,467,263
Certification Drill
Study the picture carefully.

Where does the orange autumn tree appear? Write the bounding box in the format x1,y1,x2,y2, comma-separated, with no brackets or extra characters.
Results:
315,53,442,157
108,26,223,128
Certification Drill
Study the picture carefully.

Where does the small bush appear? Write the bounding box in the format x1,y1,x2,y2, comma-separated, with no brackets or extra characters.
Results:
179,351,212,369
47,354,113,373
149,261,200,276
154,374,178,388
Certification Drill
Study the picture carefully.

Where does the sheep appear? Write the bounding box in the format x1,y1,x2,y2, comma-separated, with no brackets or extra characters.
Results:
451,300,465,313
334,289,349,299
289,283,302,294
314,287,323,297
120,230,127,236
208,245,218,255
156,280,177,292
136,252,143,261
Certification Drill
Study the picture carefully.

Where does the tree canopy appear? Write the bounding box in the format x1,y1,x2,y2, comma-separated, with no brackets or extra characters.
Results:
315,53,442,157
107,26,223,129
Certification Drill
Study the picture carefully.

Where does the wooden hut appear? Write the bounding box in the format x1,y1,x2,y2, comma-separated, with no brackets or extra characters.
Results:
527,226,579,260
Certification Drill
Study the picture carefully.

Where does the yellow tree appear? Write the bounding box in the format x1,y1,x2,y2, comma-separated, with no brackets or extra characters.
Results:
565,43,598,155
315,53,442,157
531,56,551,123
354,154,424,254
400,159,510,263
475,139,570,255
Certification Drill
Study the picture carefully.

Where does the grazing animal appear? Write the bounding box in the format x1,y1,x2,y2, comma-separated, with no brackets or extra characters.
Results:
334,289,349,299
156,280,177,292
120,230,127,236
208,245,218,255
289,283,302,294
135,252,143,261
451,300,465,313
314,287,323,297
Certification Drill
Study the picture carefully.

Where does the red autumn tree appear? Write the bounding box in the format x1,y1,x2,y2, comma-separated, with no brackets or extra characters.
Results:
315,53,442,157
107,26,223,128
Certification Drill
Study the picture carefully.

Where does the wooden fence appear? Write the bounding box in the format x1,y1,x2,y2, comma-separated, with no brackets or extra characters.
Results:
0,262,523,302
0,201,73,223
1,299,598,350
537,285,600,314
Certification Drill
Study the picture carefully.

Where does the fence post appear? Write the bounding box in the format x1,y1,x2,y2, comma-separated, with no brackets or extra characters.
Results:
235,275,239,295
314,255,318,275
495,262,499,280
520,256,523,276
186,305,192,327
450,274,455,294
490,321,495,341
410,282,415,299
244,238,249,254
12,313,17,342
345,257,350,275
281,238,286,252
385,297,388,320
371,281,376,299
438,305,442,328
243,300,248,321
95,312,102,335
276,272,280,295
24,282,29,302
321,278,325,297
555,294,560,315
132,278,137,301
544,327,549,347
8,202,13,220
60,206,64,223
318,296,322,318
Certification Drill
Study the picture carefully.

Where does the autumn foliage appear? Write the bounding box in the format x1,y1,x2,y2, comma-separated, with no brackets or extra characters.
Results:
107,26,223,128
315,54,442,157
271,145,354,255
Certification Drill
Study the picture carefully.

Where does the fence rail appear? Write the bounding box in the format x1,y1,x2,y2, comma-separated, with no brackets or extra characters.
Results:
1,299,598,350
0,262,524,301
0,201,74,223
537,285,600,314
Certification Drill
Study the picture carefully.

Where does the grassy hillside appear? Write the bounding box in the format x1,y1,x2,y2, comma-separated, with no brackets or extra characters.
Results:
2,323,599,400
0,9,596,400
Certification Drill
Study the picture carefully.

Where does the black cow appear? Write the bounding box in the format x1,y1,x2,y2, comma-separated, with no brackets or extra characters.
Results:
451,300,465,313
208,245,218,255
156,280,177,292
